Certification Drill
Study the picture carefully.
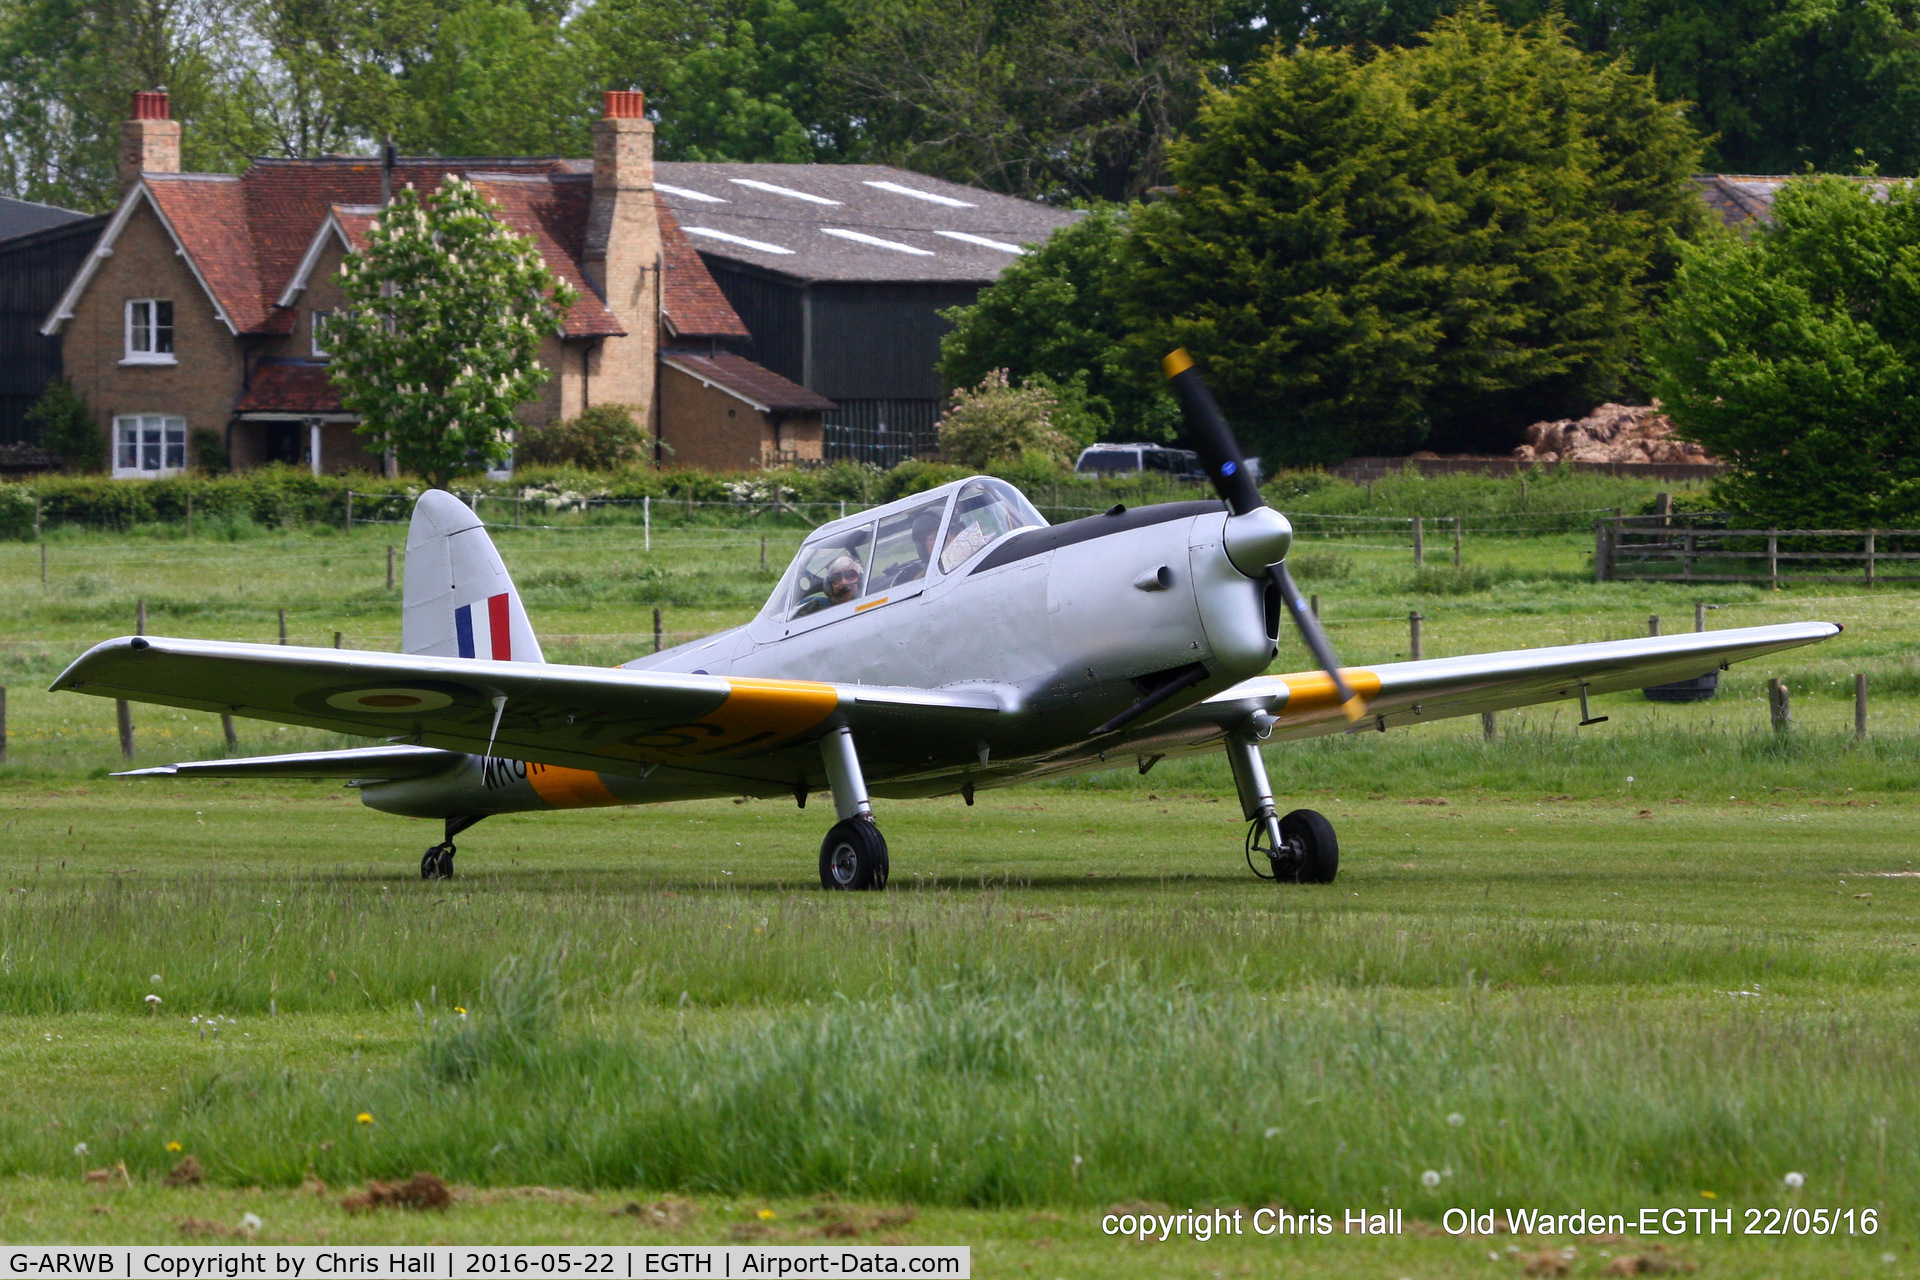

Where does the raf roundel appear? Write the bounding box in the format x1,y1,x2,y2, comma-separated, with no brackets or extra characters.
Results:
324,688,456,714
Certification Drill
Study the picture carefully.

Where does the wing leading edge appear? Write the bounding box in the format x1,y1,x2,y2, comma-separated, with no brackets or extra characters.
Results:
1166,620,1840,743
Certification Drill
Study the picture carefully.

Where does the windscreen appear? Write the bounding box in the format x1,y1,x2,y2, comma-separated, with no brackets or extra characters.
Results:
938,479,1045,573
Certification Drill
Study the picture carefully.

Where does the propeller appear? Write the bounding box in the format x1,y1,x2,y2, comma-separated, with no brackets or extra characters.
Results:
1163,349,1368,723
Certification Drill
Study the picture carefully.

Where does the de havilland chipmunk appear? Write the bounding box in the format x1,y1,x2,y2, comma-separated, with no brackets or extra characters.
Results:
52,354,1839,889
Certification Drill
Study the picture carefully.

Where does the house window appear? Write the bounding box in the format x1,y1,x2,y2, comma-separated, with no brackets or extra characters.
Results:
113,415,187,478
311,308,332,357
124,299,176,364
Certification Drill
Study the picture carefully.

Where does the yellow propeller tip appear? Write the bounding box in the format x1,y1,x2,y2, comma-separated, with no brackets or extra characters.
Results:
1340,695,1369,723
1161,348,1195,378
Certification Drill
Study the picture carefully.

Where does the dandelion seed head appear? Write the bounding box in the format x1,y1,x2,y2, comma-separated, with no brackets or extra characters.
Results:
73,1143,87,1156
1784,1171,1805,1189
1447,1112,1465,1127
1421,1169,1441,1188
240,1213,262,1231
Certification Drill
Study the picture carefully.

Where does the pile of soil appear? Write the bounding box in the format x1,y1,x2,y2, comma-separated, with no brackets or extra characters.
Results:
1513,404,1716,465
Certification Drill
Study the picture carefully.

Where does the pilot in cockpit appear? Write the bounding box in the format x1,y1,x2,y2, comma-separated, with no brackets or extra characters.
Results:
794,554,864,617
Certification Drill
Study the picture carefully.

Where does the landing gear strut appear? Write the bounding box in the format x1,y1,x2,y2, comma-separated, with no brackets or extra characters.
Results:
421,814,486,881
816,726,889,890
1227,733,1338,884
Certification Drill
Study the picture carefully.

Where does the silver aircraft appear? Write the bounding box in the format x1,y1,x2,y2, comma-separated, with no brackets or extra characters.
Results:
52,355,1838,888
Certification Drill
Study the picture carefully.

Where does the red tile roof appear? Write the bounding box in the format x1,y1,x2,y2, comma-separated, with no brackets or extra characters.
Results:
131,157,748,344
469,174,621,336
234,361,343,414
660,350,834,412
659,203,751,339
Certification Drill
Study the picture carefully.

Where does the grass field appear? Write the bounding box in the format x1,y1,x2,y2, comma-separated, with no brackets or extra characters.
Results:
0,502,1915,1275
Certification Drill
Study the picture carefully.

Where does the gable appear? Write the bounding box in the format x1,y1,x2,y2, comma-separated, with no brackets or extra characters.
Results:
41,180,239,336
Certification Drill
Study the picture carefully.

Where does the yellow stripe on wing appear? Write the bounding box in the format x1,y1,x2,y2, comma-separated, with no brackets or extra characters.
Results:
1275,669,1382,718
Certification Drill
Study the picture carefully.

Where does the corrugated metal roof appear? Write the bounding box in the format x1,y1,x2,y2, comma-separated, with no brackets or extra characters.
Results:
648,163,1081,284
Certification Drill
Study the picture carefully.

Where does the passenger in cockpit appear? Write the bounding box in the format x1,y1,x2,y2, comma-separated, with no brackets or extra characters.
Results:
875,508,944,590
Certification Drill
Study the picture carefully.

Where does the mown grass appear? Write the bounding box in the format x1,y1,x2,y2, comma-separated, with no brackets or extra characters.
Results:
0,513,1915,1271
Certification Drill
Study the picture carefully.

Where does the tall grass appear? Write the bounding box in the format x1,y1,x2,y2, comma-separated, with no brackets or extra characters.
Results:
5,955,1910,1215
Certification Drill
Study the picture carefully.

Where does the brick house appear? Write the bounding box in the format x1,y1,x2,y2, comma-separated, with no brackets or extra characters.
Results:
40,89,832,478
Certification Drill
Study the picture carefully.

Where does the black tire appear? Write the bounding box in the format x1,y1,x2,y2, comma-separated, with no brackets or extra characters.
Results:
421,843,454,880
819,817,889,891
1276,809,1338,884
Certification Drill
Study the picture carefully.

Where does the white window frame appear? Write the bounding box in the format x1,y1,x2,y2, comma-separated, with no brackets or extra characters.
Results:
122,298,177,365
310,307,333,358
112,414,188,478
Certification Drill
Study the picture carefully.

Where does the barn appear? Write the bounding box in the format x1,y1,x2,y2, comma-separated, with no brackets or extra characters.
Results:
651,164,1080,466
0,197,104,466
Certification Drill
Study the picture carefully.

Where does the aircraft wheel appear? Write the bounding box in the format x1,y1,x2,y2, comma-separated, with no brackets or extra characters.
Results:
421,843,455,880
1275,809,1338,885
819,817,889,891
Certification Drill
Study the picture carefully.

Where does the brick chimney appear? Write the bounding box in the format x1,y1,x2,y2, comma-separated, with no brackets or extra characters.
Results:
583,89,660,417
120,89,181,194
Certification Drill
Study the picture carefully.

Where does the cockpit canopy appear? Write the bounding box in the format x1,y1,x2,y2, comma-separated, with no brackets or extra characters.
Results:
765,477,1045,623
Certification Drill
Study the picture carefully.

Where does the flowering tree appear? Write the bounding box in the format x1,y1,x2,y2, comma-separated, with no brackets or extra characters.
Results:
327,176,577,487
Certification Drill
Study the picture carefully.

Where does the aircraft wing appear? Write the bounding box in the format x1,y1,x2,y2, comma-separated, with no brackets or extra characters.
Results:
1139,621,1841,745
52,637,1009,781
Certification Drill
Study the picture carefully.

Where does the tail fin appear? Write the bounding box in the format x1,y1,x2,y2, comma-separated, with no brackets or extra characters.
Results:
401,490,545,662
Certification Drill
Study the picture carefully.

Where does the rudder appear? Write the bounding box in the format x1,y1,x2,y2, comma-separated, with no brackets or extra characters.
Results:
402,490,545,662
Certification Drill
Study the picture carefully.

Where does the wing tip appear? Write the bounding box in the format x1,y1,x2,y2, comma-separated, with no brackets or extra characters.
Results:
111,766,178,778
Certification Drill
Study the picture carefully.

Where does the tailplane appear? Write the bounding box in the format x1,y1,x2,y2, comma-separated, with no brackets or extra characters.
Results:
401,490,545,662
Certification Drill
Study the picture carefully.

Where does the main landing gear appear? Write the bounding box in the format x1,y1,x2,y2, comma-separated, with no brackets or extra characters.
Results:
1227,734,1337,884
421,814,486,881
817,725,889,890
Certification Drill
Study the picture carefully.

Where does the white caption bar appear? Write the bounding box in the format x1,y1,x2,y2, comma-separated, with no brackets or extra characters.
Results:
1,1248,969,1280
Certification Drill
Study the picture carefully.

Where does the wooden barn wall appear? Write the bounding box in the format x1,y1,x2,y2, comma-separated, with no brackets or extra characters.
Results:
806,281,978,400
701,260,806,386
0,219,103,446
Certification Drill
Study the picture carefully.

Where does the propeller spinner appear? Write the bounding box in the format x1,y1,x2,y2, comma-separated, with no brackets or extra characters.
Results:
1163,349,1369,723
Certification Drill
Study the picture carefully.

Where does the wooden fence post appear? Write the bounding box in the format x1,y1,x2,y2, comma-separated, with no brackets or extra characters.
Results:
1653,491,1672,524
1855,674,1868,738
1865,531,1875,587
1309,593,1319,619
185,492,193,538
117,698,134,761
386,545,395,591
40,542,47,587
653,606,664,653
1683,530,1696,580
643,495,651,551
760,536,767,571
278,609,288,645
32,495,40,539
1409,611,1423,661
333,631,343,649
1413,516,1424,566
1767,530,1779,590
344,490,353,532
1481,710,1496,741
0,685,8,765
1767,677,1790,733
1695,601,1707,632
1594,520,1609,583
1453,516,1461,567
1648,614,1660,636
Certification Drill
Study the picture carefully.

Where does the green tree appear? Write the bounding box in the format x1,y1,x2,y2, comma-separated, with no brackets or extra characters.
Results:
326,176,577,488
937,370,1078,470
1646,175,1920,527
26,377,103,471
939,207,1177,442
1122,7,1705,464
577,0,853,162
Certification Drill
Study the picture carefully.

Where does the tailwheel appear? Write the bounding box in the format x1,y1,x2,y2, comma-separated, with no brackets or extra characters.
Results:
420,843,456,880
818,816,889,891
